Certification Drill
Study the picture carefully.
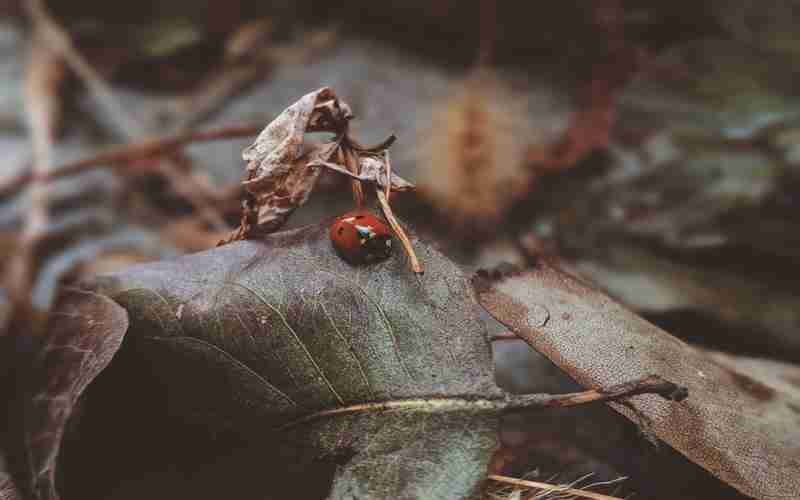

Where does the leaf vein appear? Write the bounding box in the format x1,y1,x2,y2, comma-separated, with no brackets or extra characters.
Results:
146,335,297,407
318,269,413,382
319,300,376,400
224,281,346,406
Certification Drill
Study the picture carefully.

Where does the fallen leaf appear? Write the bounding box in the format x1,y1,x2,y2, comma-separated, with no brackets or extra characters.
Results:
25,288,129,500
571,243,800,362
239,87,351,234
27,220,501,500
474,261,800,500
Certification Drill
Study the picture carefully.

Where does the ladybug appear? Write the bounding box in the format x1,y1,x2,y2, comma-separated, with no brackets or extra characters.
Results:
330,211,393,264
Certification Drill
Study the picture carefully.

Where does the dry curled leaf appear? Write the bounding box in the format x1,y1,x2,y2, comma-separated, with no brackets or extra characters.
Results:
25,289,128,500
237,87,352,235
474,261,800,500
226,88,421,273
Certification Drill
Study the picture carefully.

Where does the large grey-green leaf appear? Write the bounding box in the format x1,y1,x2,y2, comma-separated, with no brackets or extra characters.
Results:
30,219,505,500
94,220,501,420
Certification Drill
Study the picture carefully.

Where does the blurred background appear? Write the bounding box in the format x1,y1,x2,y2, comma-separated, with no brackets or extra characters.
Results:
1,1,799,498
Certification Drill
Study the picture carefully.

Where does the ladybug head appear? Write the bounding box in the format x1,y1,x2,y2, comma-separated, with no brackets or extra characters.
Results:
358,228,392,262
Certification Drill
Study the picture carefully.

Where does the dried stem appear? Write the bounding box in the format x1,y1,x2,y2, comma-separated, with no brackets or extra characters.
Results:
0,123,261,200
342,144,365,207
0,167,29,201
382,150,392,202
166,66,267,132
504,375,688,411
3,30,63,322
277,375,686,430
23,0,228,231
489,331,520,342
163,25,337,131
156,20,275,130
376,189,423,275
487,475,624,500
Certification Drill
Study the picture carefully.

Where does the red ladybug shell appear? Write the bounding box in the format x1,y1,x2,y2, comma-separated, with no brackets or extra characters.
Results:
330,211,393,264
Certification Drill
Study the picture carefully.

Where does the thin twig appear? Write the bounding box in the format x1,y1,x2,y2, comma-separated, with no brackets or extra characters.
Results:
343,144,365,207
488,475,624,500
0,164,32,201
163,25,338,132
158,19,275,130
54,123,260,177
489,331,520,342
0,123,261,200
376,189,423,275
23,0,228,231
503,375,688,411
277,375,686,430
165,65,268,132
383,150,392,202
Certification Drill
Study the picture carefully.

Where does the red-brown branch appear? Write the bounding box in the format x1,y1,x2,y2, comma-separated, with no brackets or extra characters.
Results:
528,0,644,171
0,123,261,200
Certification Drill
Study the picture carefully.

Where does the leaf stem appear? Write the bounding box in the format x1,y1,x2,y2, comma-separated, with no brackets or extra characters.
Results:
342,145,365,207
376,189,423,275
276,375,686,430
503,375,688,411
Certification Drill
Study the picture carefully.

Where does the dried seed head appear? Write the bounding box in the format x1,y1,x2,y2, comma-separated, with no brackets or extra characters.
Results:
417,71,543,236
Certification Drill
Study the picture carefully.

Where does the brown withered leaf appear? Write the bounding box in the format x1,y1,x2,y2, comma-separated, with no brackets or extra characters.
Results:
474,261,800,500
25,288,128,500
239,87,352,234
